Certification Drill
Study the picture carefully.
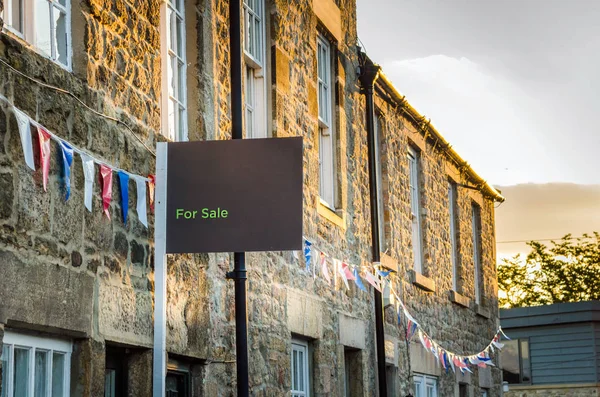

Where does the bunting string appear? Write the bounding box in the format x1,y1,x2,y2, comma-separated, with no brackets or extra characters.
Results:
0,94,154,227
298,235,510,374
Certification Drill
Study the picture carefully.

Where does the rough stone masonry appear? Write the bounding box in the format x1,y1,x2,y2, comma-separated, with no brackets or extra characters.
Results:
0,0,503,395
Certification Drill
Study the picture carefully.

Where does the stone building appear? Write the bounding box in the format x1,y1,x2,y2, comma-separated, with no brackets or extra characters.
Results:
0,0,504,396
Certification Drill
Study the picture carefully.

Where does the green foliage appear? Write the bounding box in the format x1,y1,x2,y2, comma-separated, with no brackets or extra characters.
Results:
498,233,600,308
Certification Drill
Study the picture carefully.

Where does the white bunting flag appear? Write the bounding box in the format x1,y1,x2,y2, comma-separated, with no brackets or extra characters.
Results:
134,176,148,228
13,107,35,170
337,259,350,290
81,153,95,212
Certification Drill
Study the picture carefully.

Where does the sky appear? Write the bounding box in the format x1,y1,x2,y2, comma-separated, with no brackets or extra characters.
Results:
356,0,600,187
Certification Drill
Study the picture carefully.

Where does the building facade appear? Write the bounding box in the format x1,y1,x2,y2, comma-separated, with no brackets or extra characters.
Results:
500,301,600,397
0,0,503,396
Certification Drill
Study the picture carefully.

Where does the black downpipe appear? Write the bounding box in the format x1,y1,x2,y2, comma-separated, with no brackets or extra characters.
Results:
227,0,249,396
359,60,387,397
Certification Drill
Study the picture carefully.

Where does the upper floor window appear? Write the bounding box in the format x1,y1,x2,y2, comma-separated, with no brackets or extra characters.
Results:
291,340,310,397
408,146,423,273
243,0,267,138
161,0,188,141
472,202,483,304
448,180,459,290
2,0,71,69
1,330,71,397
413,374,437,397
317,33,336,209
501,339,531,384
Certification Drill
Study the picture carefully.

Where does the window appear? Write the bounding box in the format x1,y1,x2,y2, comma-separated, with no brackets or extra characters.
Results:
291,340,309,397
161,0,187,141
408,146,423,273
166,359,191,397
448,180,459,290
317,33,336,209
481,389,489,397
459,383,468,397
1,0,71,69
413,374,437,397
0,330,71,397
472,203,482,304
375,114,386,251
104,347,127,397
243,0,267,138
385,365,396,396
501,339,531,384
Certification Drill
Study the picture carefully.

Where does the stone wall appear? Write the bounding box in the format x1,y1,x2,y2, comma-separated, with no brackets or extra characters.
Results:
0,0,502,396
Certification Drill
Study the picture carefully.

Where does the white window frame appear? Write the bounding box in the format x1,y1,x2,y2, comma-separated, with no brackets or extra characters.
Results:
160,0,188,142
448,180,459,291
243,0,267,139
408,146,423,273
291,340,309,397
1,330,72,397
414,374,437,397
317,33,336,209
1,0,72,70
472,203,482,304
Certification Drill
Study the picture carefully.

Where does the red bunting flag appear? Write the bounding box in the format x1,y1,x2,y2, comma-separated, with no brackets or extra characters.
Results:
100,165,113,219
364,271,382,292
37,127,51,191
342,262,355,281
320,252,331,283
148,174,156,212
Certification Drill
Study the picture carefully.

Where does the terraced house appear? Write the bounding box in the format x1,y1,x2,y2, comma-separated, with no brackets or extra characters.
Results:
0,0,505,396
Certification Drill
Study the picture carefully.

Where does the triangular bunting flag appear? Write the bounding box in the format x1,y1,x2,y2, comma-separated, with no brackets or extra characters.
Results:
303,239,312,272
353,268,367,292
148,174,156,212
59,141,74,201
81,154,95,212
337,260,350,290
134,176,148,227
13,107,35,170
364,271,382,292
37,127,51,191
118,171,130,224
320,253,331,283
100,165,113,219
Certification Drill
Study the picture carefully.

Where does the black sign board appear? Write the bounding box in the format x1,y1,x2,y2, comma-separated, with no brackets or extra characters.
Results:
166,137,303,253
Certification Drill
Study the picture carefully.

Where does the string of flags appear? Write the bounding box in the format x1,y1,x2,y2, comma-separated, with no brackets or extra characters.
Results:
0,94,155,227
299,236,510,375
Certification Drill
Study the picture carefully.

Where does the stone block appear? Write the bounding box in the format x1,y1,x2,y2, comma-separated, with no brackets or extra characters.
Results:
478,366,492,388
287,289,323,339
0,251,93,335
410,342,441,377
339,314,366,350
409,270,436,292
311,0,342,42
0,172,13,220
274,47,290,94
384,337,398,366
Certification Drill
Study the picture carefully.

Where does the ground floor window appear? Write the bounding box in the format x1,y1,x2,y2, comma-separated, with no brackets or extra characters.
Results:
291,339,310,397
481,389,489,397
105,347,128,397
414,374,437,397
1,330,71,397
166,358,192,397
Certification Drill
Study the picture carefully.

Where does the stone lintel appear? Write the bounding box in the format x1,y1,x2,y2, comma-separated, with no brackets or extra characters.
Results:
287,289,323,339
380,253,398,273
478,366,492,388
409,270,436,293
312,0,342,42
475,304,491,319
449,290,471,308
339,314,366,350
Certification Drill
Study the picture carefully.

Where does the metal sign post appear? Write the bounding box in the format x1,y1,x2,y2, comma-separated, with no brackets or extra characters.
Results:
152,142,168,397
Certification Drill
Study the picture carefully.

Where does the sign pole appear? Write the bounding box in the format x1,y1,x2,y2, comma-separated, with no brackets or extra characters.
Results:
227,0,250,396
153,142,168,397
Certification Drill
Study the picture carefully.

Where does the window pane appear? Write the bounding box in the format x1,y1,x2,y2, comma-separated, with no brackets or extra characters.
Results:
178,106,186,141
292,350,297,390
501,340,520,383
1,345,9,397
52,352,65,397
520,340,531,382
14,347,30,397
177,61,186,101
176,16,184,56
9,0,24,33
34,350,49,397
168,98,176,140
53,7,68,65
35,0,53,56
298,350,304,391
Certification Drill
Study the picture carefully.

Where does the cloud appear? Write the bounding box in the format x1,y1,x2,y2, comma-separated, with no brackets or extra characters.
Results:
382,55,571,185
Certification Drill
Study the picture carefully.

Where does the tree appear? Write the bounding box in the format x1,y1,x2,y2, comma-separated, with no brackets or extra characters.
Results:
497,233,600,308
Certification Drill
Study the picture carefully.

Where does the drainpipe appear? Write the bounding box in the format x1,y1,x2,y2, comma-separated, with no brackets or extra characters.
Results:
359,53,386,397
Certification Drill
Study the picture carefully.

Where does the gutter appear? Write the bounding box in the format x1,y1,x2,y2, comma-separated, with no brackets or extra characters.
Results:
376,71,506,203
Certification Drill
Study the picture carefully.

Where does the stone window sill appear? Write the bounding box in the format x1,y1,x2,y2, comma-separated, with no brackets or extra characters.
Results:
317,201,346,230
408,270,435,292
475,304,491,319
449,290,470,308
